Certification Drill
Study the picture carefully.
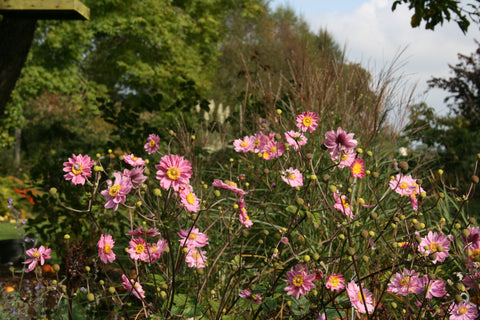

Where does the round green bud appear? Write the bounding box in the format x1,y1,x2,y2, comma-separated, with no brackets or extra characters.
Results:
371,212,378,219
322,174,330,181
472,176,479,184
85,266,91,272
108,287,116,294
356,148,363,154
53,264,60,272
160,291,167,300
258,239,263,245
329,185,337,193
347,247,356,255
143,168,150,175
399,161,409,171
361,230,369,239
455,223,462,230
214,190,221,197
469,217,476,224
94,165,103,172
99,280,105,286
64,234,70,240
263,230,269,236
313,253,320,261
87,293,95,302
391,302,397,309
276,109,282,115
339,234,345,240
372,172,379,178
303,255,311,262
310,174,317,180
367,151,373,157
362,255,369,263
153,188,162,196
49,187,57,196
369,231,375,237
296,198,304,206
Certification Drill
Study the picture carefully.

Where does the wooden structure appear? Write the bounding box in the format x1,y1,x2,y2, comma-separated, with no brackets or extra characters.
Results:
0,0,90,20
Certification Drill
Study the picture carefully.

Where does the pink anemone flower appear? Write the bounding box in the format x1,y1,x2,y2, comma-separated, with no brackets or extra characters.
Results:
418,231,451,264
346,281,375,314
333,192,353,218
155,154,192,191
63,154,95,185
449,301,479,320
212,179,248,195
233,136,255,153
123,154,146,167
122,274,145,300
185,248,207,268
97,234,116,264
144,133,160,154
296,111,319,133
284,130,307,152
324,127,358,158
284,264,316,299
386,269,422,296
281,168,303,187
239,198,253,228
325,273,345,292
350,158,366,178
23,245,52,273
100,171,132,211
178,227,209,249
179,185,200,213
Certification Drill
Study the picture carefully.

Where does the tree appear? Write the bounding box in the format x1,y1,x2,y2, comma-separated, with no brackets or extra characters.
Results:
391,0,478,33
428,42,480,127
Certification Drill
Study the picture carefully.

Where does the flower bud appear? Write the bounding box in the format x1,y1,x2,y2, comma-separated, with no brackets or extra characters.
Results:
214,190,221,197
329,185,337,193
472,176,479,184
49,187,57,196
276,109,282,115
399,161,409,171
87,293,95,302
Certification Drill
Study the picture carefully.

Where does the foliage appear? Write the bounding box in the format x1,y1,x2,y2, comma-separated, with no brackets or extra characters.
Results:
6,107,480,319
391,0,478,33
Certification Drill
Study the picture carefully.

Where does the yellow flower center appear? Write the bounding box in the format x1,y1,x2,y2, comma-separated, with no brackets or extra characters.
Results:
254,138,260,146
226,180,237,187
352,163,362,175
149,140,156,147
357,291,365,303
72,163,83,175
399,182,409,189
329,276,339,287
189,233,197,240
193,251,201,260
151,246,157,253
459,306,468,315
341,198,350,209
262,151,270,159
289,174,296,180
400,276,410,287
341,154,350,161
186,193,196,204
270,146,277,152
471,249,480,261
429,242,439,252
32,251,40,258
133,157,138,161
244,214,250,221
104,244,111,254
302,116,313,127
292,274,304,287
240,141,248,147
135,244,145,254
167,166,180,180
109,184,121,197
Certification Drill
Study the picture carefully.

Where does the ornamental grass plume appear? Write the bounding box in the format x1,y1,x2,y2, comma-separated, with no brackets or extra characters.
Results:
63,154,95,185
284,264,316,299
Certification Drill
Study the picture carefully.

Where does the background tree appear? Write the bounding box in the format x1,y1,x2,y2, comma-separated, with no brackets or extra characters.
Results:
391,0,479,33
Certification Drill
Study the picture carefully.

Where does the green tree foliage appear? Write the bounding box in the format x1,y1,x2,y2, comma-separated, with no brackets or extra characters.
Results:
391,0,478,33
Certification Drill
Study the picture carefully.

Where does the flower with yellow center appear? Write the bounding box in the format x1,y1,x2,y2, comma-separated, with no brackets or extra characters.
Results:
135,244,145,254
240,141,248,147
459,306,468,315
292,274,304,287
104,244,112,254
399,276,410,287
429,242,439,252
109,184,121,197
186,193,196,205
399,182,409,189
302,116,313,127
167,166,180,180
149,140,156,148
189,233,198,240
329,276,340,287
289,174,296,181
352,163,362,175
72,163,83,175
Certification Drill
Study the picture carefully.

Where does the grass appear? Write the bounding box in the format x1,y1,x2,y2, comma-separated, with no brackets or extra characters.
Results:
0,222,24,240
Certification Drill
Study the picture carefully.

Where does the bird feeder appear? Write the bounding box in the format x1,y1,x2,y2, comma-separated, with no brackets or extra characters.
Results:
0,0,90,20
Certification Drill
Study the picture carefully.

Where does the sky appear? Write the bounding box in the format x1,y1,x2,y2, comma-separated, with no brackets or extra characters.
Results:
269,0,479,115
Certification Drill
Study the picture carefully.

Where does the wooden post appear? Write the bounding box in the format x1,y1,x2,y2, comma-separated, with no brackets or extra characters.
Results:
0,0,90,20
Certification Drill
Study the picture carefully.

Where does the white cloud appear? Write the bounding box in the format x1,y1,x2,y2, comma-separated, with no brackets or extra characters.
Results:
270,0,479,114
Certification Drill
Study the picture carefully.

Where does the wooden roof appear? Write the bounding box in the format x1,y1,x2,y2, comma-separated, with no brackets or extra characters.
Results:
0,0,90,20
